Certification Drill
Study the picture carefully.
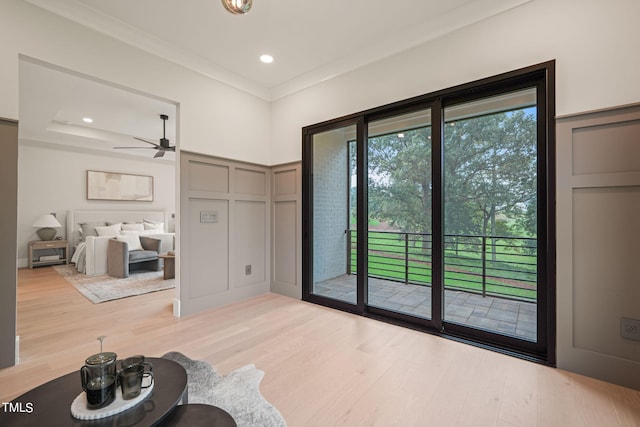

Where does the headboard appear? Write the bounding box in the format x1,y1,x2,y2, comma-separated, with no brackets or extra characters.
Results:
66,210,167,247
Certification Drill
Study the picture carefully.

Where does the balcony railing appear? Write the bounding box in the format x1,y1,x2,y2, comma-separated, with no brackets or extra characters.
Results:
347,230,537,302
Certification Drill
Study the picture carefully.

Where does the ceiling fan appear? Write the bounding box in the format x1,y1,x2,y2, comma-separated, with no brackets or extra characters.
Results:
114,114,175,158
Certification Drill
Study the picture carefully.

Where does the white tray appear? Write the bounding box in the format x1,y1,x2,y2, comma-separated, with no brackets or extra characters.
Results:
70,378,154,420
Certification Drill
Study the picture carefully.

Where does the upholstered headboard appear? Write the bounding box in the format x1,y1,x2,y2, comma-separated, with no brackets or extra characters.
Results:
66,210,167,247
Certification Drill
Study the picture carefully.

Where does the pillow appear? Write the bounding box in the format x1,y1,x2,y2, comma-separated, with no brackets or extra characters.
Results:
115,234,143,251
143,220,164,232
95,223,122,237
79,221,106,241
120,230,140,236
121,223,145,232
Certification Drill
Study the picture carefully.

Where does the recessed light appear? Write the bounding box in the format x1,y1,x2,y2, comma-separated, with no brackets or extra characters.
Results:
260,54,274,64
82,117,93,123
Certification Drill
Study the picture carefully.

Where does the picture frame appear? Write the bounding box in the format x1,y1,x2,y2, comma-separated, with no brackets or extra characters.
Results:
86,170,154,202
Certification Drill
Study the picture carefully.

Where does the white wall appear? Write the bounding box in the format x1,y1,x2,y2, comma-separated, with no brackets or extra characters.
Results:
0,0,271,164
17,141,176,267
270,0,640,164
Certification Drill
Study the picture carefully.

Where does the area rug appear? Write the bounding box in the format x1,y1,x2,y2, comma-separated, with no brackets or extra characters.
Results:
162,351,287,427
53,264,174,304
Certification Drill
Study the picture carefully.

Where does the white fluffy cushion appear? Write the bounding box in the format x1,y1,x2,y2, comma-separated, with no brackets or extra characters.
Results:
115,233,143,251
143,221,164,231
121,223,145,232
95,223,122,237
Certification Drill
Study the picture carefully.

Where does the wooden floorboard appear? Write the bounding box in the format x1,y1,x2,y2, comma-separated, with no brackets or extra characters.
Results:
1,267,639,426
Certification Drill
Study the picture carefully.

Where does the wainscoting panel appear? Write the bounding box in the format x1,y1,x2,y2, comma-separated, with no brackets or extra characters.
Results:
180,152,270,316
274,168,296,196
270,163,301,299
187,198,229,299
236,168,267,196
234,200,266,287
557,103,640,391
572,119,640,176
273,200,297,287
572,186,640,363
188,161,229,193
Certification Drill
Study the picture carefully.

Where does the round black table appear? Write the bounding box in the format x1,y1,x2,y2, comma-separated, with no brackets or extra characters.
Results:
0,357,187,427
157,404,236,427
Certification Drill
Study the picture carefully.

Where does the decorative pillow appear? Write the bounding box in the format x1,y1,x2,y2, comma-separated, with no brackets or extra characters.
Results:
79,221,106,241
116,234,143,251
95,223,122,237
121,223,145,232
120,230,140,236
143,220,164,231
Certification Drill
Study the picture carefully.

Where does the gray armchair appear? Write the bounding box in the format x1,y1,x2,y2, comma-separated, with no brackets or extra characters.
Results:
107,236,162,278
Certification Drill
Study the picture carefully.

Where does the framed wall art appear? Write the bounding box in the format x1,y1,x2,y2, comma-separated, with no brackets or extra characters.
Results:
86,170,154,201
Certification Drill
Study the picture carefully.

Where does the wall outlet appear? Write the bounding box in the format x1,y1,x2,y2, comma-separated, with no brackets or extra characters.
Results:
621,317,640,341
245,264,252,275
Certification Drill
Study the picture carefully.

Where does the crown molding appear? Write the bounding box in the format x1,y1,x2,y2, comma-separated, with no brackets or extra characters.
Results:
22,0,271,100
23,0,531,102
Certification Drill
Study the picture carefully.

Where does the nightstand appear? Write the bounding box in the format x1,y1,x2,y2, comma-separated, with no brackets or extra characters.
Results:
28,240,69,269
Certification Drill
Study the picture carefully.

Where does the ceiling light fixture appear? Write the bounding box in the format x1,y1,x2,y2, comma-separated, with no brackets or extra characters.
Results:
260,54,274,64
82,117,93,123
221,0,252,15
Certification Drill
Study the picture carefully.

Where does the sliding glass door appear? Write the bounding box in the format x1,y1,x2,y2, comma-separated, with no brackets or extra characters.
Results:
443,88,539,341
303,62,555,363
307,122,359,307
367,109,433,319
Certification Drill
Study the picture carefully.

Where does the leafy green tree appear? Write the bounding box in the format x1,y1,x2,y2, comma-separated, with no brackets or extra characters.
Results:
366,107,537,260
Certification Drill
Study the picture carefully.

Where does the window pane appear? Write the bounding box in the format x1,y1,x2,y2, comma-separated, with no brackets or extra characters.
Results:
443,88,538,341
311,125,357,304
367,109,432,319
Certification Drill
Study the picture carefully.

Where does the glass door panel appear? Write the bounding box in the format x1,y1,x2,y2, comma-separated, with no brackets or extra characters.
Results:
443,88,538,341
311,124,358,304
367,109,432,319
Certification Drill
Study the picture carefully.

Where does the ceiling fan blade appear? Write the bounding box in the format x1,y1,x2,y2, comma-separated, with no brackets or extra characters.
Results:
113,146,156,149
154,150,166,158
134,137,160,148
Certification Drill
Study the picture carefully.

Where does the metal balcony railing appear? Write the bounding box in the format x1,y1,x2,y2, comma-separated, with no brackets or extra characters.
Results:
346,230,537,302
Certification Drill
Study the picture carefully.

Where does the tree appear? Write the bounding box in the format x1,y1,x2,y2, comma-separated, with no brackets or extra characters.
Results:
368,127,432,253
366,107,537,258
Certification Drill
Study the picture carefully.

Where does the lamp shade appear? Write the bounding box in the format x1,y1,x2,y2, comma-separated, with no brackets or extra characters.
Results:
33,214,62,240
32,214,62,228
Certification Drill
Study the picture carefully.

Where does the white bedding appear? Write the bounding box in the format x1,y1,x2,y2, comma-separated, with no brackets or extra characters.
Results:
66,210,174,276
71,241,87,273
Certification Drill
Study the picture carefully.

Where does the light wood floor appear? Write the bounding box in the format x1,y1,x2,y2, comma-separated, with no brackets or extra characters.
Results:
2,267,640,426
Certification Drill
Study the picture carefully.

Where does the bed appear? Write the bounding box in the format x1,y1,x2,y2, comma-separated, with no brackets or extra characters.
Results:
66,210,175,275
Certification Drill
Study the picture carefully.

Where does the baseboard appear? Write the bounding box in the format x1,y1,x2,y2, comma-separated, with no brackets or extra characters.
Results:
17,258,28,269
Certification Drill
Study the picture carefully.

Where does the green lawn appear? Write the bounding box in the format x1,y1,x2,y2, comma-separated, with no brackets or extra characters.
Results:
350,232,537,301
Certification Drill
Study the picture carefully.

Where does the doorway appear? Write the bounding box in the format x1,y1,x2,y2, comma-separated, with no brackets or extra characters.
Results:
14,57,179,362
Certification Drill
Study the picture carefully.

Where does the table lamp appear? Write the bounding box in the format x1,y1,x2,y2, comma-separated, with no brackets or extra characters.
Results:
32,214,62,241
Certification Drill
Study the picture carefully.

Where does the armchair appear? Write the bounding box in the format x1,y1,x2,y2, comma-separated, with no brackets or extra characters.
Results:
107,236,162,278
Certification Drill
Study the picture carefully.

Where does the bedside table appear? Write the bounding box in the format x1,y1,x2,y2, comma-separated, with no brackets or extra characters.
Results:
28,240,69,269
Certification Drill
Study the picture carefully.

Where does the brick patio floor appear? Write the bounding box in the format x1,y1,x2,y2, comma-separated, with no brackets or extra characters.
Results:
314,274,537,341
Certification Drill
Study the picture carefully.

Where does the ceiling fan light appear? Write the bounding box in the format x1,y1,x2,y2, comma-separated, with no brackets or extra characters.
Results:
221,0,252,15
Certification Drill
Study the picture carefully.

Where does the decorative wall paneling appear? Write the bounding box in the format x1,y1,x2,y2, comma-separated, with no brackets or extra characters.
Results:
271,162,302,299
179,152,271,316
557,103,640,391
